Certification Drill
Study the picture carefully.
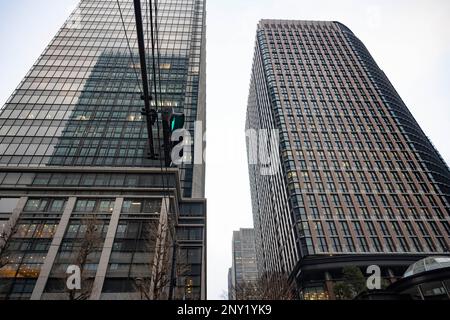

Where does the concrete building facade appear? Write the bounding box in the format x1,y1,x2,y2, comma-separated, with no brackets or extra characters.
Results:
246,20,450,300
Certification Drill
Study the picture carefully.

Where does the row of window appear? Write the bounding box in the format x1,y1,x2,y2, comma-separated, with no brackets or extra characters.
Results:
290,189,440,209
0,171,175,188
22,198,165,214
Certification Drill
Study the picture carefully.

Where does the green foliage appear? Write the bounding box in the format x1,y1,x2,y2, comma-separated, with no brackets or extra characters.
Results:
333,282,353,300
334,266,366,300
381,278,391,290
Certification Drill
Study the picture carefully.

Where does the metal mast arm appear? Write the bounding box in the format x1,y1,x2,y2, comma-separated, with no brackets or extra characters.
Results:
133,0,156,159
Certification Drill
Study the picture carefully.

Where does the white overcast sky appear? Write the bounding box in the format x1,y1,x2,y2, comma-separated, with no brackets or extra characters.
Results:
0,0,449,300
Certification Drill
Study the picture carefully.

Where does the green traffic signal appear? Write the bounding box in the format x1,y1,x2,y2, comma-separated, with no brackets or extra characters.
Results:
170,113,185,131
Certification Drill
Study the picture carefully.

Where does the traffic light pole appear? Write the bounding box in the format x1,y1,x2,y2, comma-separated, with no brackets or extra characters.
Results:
133,0,156,159
162,114,172,166
134,0,177,300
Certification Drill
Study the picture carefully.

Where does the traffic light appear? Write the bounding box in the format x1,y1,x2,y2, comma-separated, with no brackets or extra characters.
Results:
162,110,185,166
169,112,185,159
170,112,185,132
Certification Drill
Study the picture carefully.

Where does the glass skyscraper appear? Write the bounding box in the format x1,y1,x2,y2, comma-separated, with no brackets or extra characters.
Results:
0,0,206,300
246,20,450,300
228,228,258,300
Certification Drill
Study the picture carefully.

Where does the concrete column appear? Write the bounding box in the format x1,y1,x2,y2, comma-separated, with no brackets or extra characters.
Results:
149,197,170,299
31,197,77,300
90,198,123,300
324,271,335,300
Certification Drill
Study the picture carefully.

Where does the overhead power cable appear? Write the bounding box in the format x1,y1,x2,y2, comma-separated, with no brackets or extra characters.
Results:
148,0,180,300
116,0,143,95
132,0,157,158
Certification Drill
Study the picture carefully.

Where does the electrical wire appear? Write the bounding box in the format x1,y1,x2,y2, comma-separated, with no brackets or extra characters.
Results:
95,0,181,297
154,0,178,242
147,0,172,229
100,1,177,294
115,0,174,253
152,0,172,215
148,0,180,299
116,0,143,95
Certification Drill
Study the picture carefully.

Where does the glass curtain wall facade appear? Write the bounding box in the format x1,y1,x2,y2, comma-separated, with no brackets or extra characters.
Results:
228,228,258,300
246,19,450,300
0,0,206,300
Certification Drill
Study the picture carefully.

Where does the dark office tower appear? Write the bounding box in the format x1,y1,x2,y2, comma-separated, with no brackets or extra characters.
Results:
246,20,450,300
227,267,232,300
0,0,206,300
228,228,258,300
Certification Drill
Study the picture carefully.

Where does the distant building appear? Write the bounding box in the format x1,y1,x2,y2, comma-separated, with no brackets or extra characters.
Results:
227,268,232,300
228,228,258,299
246,19,450,300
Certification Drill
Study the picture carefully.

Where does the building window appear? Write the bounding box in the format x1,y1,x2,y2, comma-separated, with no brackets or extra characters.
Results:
24,199,48,212
74,199,96,212
23,198,66,213
49,199,66,212
178,227,203,241
0,198,20,214
99,200,115,213
74,199,114,213
122,199,161,214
